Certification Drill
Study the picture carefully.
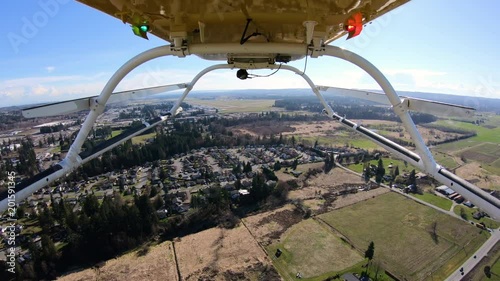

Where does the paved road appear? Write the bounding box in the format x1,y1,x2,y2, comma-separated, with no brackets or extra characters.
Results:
444,230,500,281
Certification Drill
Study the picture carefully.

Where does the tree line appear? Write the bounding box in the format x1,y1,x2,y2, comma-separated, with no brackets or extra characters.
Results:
274,98,438,124
13,192,158,280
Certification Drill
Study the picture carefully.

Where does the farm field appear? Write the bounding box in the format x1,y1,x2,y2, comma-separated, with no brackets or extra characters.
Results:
57,241,178,281
455,162,500,191
318,192,489,281
289,164,393,212
435,118,500,145
432,150,460,170
110,129,123,138
429,116,500,190
234,119,470,151
266,219,363,280
185,98,278,113
457,143,500,176
174,224,279,281
434,117,500,160
243,204,304,246
243,201,393,280
131,132,156,144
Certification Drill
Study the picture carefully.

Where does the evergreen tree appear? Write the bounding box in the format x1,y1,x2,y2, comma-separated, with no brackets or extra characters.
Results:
273,161,282,171
407,169,417,192
232,162,242,174
375,158,385,184
82,194,99,217
243,162,252,173
149,186,158,198
365,241,375,261
17,138,38,176
363,162,371,183
153,195,164,210
38,207,54,232
16,205,25,218
159,168,167,182
394,165,400,178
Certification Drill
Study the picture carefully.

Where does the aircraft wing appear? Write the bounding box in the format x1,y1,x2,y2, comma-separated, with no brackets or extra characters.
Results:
22,83,187,118
77,0,410,45
317,85,476,118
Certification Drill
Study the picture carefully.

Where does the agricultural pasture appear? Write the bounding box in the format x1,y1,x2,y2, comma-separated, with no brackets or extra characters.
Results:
185,98,278,113
267,219,363,280
174,224,278,281
318,192,489,281
243,204,304,246
455,162,500,191
57,241,178,281
131,131,156,144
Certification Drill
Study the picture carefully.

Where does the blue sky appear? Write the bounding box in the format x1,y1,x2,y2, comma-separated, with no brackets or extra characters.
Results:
1,0,499,106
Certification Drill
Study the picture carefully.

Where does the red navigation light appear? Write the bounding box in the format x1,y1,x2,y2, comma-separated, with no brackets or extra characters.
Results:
345,12,363,39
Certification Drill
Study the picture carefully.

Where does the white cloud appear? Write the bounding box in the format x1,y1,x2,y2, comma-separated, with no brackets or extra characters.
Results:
45,66,55,73
32,85,50,96
1,67,498,107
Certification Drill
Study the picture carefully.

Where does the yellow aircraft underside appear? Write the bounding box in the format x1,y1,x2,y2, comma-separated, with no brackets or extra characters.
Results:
77,0,409,44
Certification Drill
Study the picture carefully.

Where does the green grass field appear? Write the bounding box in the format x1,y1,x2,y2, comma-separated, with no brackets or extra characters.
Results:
488,256,500,280
50,146,61,153
347,157,414,175
131,132,156,145
267,219,364,281
435,118,500,154
453,205,500,229
411,192,453,211
436,119,500,143
318,192,489,281
432,151,459,169
432,117,500,176
111,129,124,138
